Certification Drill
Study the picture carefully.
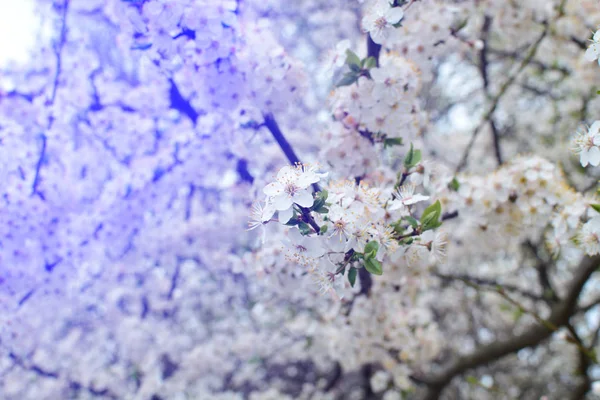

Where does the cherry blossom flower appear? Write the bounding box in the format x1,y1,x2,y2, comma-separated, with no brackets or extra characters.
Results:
572,122,600,167
388,184,430,211
580,216,600,255
584,30,600,64
263,165,322,222
361,0,404,45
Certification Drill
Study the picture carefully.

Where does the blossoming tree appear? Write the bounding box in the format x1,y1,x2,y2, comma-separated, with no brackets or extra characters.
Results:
3,0,600,399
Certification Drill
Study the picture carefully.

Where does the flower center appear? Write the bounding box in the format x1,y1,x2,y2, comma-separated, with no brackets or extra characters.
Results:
284,183,299,196
375,17,387,29
295,245,307,253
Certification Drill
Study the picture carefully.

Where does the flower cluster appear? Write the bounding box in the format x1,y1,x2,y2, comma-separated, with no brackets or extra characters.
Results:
330,53,422,140
252,154,447,297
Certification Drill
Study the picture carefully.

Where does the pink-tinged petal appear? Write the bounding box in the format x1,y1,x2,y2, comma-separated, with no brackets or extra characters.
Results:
273,194,293,210
385,7,404,24
279,207,293,224
588,147,600,166
293,190,314,208
585,45,599,62
263,182,283,196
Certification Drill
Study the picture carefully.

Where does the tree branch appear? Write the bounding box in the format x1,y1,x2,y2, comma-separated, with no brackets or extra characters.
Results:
416,255,600,399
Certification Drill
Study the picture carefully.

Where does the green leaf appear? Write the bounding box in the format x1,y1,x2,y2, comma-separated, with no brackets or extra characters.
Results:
363,56,377,69
591,204,600,213
320,224,328,234
298,222,312,235
421,200,442,231
364,258,383,275
363,241,379,260
403,143,422,169
448,177,460,191
465,376,479,385
311,198,326,212
404,216,419,229
349,63,361,73
348,267,357,287
336,73,359,87
345,49,361,68
317,189,328,201
384,137,404,148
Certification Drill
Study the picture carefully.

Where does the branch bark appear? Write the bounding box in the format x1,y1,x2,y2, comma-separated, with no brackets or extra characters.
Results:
415,255,600,399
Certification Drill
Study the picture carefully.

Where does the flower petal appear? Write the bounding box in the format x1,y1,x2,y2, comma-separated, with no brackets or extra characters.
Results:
293,190,314,208
588,146,600,166
585,45,599,62
263,182,283,197
279,206,293,224
385,7,404,24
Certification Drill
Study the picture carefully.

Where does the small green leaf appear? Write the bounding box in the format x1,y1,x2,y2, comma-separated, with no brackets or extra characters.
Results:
403,143,422,169
363,56,377,69
364,258,383,275
421,200,442,231
591,204,600,213
317,190,328,201
384,137,404,148
298,222,312,235
404,216,419,229
465,376,479,385
320,224,328,234
348,267,357,287
363,241,379,260
336,73,359,87
345,49,361,68
448,177,460,191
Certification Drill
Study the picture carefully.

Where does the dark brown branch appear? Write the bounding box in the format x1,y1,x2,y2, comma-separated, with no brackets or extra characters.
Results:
417,255,600,399
479,16,502,166
435,272,545,302
455,23,548,173
263,113,321,193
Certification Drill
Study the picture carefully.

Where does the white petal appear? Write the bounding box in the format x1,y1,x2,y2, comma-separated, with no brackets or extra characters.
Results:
276,166,296,181
588,146,600,166
362,14,377,32
591,121,600,136
293,190,314,208
278,207,293,224
594,31,600,42
385,7,404,24
370,29,386,45
262,203,277,222
369,67,386,83
580,151,590,167
273,194,293,210
585,45,599,62
263,182,283,197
